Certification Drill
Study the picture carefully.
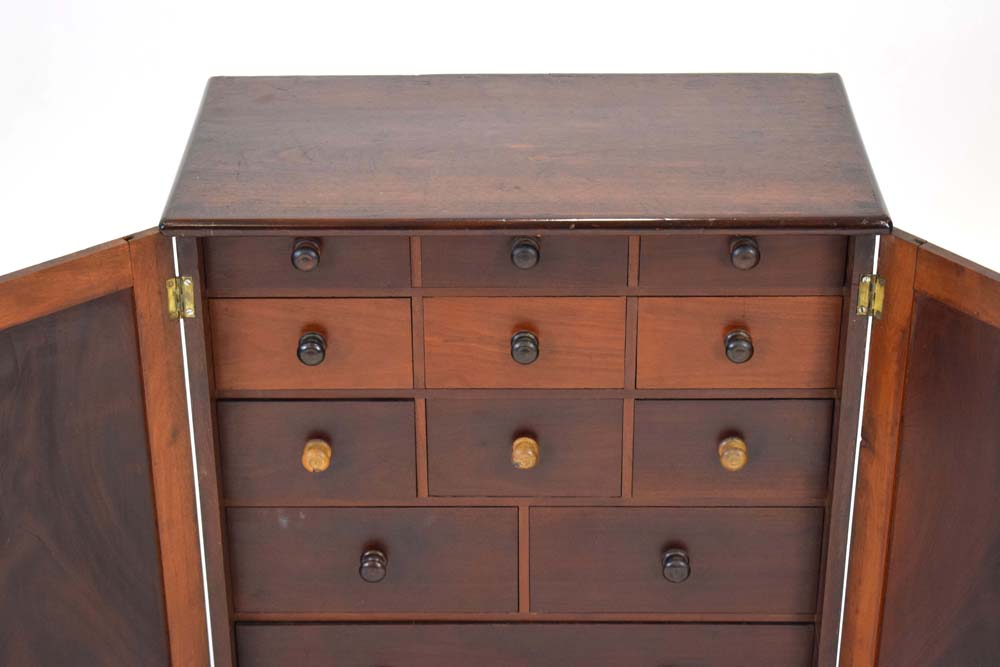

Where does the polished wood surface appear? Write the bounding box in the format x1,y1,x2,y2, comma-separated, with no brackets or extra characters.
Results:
424,297,625,388
632,399,833,502
204,236,410,293
0,291,169,665
228,507,517,613
219,400,416,503
639,235,847,290
421,235,628,287
636,296,842,388
843,234,999,666
210,298,413,390
128,231,209,666
426,398,622,497
161,74,890,234
530,507,823,614
235,623,816,666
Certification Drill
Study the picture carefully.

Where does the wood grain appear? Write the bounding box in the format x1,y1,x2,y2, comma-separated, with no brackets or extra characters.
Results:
421,235,627,287
228,507,517,613
426,398,622,497
530,507,823,614
218,400,416,504
161,74,889,233
640,235,847,290
203,236,410,293
234,623,816,666
913,242,1000,329
128,231,209,666
636,296,842,388
840,233,919,667
209,298,413,390
633,399,833,502
0,292,169,665
877,296,1000,665
0,239,132,330
424,297,625,388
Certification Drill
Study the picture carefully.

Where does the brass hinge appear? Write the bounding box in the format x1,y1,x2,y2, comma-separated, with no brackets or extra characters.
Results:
166,276,196,319
857,273,886,319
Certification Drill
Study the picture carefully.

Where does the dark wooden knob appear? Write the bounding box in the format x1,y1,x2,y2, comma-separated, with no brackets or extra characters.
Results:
359,549,387,583
510,237,541,269
724,329,754,364
291,238,322,272
662,548,691,583
297,331,327,366
511,330,540,364
729,237,760,270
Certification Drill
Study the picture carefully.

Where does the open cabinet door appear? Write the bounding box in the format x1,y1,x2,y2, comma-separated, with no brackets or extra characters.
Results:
842,231,1000,666
0,231,208,665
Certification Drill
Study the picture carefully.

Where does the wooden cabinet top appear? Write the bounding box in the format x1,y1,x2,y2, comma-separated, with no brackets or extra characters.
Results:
160,74,891,235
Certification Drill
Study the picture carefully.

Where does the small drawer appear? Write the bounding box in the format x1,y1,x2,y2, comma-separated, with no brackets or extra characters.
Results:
633,400,833,502
639,235,847,291
427,398,622,497
203,236,411,293
218,401,416,504
636,296,842,388
530,507,822,614
228,507,517,613
209,298,413,390
424,297,626,388
236,623,815,667
421,235,628,288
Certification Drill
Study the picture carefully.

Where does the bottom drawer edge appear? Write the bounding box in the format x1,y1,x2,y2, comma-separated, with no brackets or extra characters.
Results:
235,622,814,667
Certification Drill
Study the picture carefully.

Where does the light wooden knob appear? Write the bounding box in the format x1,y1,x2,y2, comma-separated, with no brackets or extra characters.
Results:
302,438,333,472
718,436,748,472
512,436,540,470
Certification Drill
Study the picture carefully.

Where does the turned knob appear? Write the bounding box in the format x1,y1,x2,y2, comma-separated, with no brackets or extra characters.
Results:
359,549,388,583
301,438,333,472
297,331,327,366
662,548,691,583
724,329,754,364
729,237,760,270
718,436,748,472
291,238,322,272
512,436,540,470
510,330,540,365
511,237,541,269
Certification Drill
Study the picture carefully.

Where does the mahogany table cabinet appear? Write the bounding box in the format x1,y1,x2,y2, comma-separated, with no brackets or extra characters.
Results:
2,75,997,667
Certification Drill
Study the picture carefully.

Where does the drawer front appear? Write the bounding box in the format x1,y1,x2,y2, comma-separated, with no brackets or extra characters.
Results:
530,507,822,614
228,507,517,613
636,296,842,388
236,623,815,667
633,400,833,502
427,399,622,497
204,236,411,292
421,235,628,287
219,401,416,504
209,298,413,390
640,235,847,290
424,297,626,388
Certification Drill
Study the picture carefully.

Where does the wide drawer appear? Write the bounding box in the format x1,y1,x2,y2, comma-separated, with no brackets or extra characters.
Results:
633,399,833,502
218,401,416,504
209,298,413,390
236,623,815,666
636,296,842,388
639,235,847,291
427,398,622,497
204,236,411,292
424,297,626,388
421,235,628,287
530,507,823,614
228,507,517,613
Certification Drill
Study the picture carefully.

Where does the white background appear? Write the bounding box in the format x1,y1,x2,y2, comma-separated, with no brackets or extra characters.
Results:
2,0,998,275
